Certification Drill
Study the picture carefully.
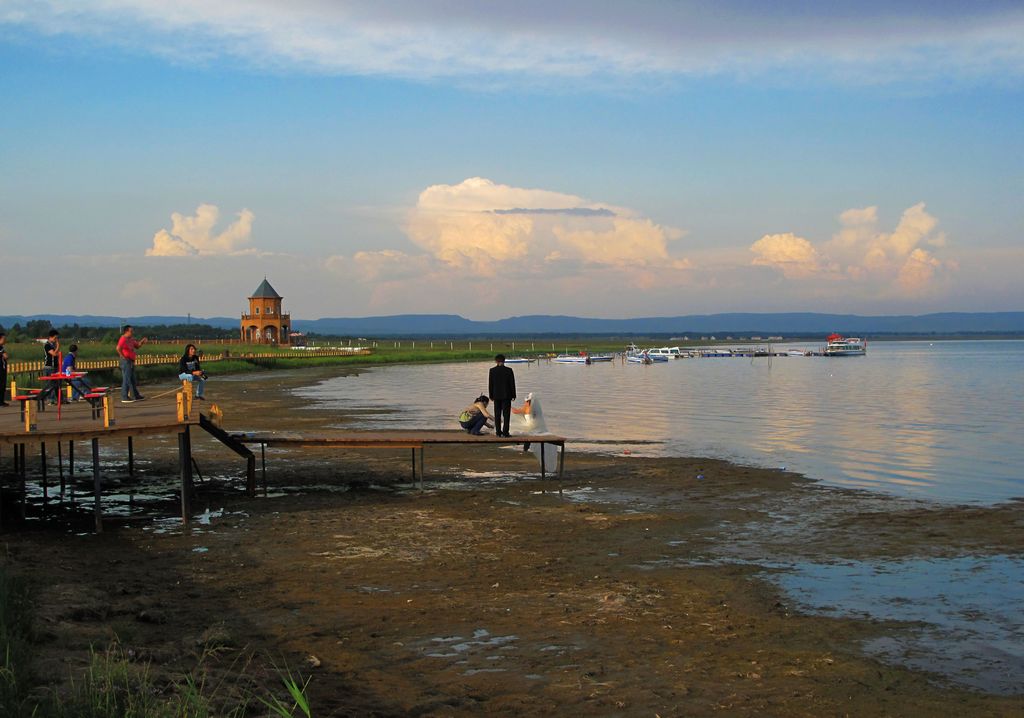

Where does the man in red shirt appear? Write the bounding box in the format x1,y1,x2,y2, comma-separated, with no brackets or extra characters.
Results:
117,325,148,402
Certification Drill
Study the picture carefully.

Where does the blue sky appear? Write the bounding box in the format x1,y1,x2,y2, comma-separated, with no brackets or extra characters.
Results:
1,1,1022,319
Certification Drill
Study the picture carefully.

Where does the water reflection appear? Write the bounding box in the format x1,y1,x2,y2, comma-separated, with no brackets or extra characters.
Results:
293,341,1024,504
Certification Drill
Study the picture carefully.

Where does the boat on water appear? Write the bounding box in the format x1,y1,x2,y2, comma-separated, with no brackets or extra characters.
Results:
647,346,682,358
786,349,811,357
553,352,613,364
625,344,669,363
502,357,535,364
823,333,867,356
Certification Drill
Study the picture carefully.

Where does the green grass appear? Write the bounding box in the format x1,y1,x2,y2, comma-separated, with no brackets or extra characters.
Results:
0,567,36,716
0,570,312,717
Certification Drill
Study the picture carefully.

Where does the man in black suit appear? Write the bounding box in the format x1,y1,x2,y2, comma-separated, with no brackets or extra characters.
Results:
488,354,516,437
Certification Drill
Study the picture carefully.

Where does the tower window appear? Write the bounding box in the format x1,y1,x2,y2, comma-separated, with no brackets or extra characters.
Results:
255,307,260,314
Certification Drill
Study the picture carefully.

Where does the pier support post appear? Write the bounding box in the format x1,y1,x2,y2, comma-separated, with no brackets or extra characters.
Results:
179,427,193,527
57,441,64,496
419,448,425,491
91,438,102,533
246,455,256,498
40,442,47,501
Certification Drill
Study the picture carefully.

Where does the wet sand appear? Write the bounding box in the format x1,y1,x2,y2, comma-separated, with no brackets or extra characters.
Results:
3,367,1022,716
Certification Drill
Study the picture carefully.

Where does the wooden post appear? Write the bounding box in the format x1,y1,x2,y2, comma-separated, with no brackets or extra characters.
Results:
127,437,134,477
419,447,425,491
58,441,65,495
19,444,26,520
410,448,416,484
92,437,102,533
246,455,256,498
23,398,34,433
260,442,267,496
102,395,114,428
540,442,546,478
179,427,192,526
40,442,47,501
177,393,185,422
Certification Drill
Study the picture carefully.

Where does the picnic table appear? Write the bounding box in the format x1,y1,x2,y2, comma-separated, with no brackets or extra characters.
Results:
38,371,88,420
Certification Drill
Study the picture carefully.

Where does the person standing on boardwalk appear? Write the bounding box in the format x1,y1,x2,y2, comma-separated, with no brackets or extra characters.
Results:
0,332,8,407
117,325,148,403
39,329,61,405
488,354,516,437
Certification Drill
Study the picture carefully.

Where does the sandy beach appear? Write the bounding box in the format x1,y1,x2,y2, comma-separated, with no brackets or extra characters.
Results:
3,367,1022,716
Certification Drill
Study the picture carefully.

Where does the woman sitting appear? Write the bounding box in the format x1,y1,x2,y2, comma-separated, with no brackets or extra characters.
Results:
178,344,207,400
458,395,494,435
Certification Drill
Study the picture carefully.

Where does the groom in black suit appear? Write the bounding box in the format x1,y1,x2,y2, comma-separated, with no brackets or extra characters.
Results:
488,354,516,437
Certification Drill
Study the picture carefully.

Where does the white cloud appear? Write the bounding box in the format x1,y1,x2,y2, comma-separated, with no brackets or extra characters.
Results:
406,177,687,276
750,232,830,279
750,202,954,296
4,1,1022,84
146,204,255,256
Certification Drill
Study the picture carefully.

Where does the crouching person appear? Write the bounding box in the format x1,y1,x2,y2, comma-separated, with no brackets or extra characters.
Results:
178,343,207,400
458,395,493,435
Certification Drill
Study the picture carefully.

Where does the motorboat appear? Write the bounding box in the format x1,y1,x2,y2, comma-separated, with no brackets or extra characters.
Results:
786,349,811,357
823,333,867,356
647,346,682,357
502,357,535,364
554,351,613,364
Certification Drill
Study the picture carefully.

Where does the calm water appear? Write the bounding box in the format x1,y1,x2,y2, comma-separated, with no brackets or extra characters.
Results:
294,340,1024,505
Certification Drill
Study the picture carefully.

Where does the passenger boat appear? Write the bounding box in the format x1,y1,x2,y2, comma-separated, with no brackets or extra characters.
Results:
554,352,613,364
823,334,867,356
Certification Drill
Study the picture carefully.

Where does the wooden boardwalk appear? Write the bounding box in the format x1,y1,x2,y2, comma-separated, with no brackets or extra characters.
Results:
1,397,569,531
0,395,204,532
234,429,567,491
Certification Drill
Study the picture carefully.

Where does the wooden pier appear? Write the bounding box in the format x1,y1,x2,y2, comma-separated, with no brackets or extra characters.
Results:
0,395,212,532
1,393,569,532
234,429,568,492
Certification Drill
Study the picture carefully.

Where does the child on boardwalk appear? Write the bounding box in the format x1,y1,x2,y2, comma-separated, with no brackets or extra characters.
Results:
61,344,93,400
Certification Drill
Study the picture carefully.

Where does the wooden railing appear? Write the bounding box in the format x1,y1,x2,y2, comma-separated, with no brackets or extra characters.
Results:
7,348,371,374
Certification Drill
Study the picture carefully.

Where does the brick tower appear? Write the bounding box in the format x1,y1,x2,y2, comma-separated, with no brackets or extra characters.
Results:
241,278,291,345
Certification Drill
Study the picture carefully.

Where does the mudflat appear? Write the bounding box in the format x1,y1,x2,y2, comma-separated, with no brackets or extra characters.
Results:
3,367,1022,716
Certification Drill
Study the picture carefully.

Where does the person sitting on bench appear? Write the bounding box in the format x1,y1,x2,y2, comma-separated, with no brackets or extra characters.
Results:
61,344,93,400
178,343,207,400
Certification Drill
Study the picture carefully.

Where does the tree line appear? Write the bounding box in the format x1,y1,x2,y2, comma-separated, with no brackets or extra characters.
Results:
0,320,236,343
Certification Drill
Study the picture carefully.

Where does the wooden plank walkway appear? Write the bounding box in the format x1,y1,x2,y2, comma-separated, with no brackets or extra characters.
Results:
1,398,569,531
0,395,202,532
234,429,568,490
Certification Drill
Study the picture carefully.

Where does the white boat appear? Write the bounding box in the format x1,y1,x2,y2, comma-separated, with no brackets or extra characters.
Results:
554,352,613,364
503,357,535,364
786,349,810,357
823,333,867,356
647,346,682,357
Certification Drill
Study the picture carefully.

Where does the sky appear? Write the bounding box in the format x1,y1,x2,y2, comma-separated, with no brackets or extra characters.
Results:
1,1,1022,320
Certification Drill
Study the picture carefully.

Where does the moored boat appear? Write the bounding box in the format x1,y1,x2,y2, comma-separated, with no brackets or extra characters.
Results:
823,333,867,356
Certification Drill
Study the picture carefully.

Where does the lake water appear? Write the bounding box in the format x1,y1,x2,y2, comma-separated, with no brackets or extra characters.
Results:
292,340,1024,693
294,340,1024,505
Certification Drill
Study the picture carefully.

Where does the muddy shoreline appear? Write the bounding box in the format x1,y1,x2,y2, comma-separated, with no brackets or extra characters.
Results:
3,367,1022,716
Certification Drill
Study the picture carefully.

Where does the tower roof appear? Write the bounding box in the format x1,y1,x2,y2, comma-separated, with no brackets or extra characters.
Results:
249,278,281,299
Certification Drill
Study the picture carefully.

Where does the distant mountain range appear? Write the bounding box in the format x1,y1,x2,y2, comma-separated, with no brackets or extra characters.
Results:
3,312,1024,336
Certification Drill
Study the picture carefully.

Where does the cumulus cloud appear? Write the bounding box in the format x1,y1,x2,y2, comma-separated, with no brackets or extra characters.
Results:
750,232,830,279
146,204,255,256
4,1,1022,84
750,203,953,295
406,177,687,276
